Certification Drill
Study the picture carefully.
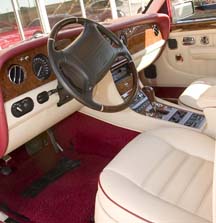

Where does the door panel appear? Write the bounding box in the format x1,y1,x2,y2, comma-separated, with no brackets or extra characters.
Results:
154,28,216,87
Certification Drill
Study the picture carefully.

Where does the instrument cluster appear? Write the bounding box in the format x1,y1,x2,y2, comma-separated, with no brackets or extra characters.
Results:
7,53,52,85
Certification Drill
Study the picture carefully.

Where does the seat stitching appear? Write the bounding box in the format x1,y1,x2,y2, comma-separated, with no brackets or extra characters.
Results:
143,131,212,162
104,168,141,188
158,154,188,196
195,181,212,215
140,147,173,188
176,161,205,205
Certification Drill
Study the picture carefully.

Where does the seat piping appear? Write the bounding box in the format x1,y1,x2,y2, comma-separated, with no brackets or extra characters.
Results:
98,178,155,223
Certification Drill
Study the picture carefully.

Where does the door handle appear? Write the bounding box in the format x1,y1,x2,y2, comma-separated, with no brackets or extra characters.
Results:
182,37,195,45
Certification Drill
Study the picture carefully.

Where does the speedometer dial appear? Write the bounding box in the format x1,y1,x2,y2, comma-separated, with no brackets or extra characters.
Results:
32,54,51,80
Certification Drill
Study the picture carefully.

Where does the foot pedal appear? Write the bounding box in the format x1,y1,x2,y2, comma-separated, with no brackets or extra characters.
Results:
22,157,80,198
47,129,63,153
25,132,48,156
0,155,12,176
0,167,12,176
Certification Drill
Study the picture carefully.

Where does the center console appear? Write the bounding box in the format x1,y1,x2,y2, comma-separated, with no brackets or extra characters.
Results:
111,58,205,129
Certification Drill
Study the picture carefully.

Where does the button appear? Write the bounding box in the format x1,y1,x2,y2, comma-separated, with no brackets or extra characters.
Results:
37,91,49,104
11,97,34,118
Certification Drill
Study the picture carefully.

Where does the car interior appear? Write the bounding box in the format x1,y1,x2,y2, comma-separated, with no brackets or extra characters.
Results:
0,0,216,222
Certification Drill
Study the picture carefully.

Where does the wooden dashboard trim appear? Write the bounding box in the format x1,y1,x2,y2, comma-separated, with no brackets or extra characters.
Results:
127,25,163,54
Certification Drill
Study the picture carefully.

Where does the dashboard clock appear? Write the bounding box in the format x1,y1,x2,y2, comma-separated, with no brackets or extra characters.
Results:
32,54,51,80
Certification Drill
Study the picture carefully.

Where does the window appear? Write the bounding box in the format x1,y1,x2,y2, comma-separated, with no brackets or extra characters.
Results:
0,1,19,49
0,0,152,50
17,0,41,38
171,0,216,24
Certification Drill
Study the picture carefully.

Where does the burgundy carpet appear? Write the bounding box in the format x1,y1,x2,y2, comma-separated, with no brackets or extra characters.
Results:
0,112,139,223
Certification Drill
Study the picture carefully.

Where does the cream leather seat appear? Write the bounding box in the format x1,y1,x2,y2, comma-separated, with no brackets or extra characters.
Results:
95,127,215,223
179,77,216,111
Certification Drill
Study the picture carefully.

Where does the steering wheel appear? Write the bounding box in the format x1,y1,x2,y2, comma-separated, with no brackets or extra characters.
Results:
48,17,138,112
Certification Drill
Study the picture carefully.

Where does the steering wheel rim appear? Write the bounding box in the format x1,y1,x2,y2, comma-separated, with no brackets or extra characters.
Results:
48,17,138,112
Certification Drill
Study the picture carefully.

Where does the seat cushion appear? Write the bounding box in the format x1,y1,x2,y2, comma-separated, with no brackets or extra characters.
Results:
179,77,216,110
96,127,215,223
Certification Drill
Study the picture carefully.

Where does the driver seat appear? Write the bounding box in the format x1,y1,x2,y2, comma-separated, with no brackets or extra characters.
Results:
95,127,215,223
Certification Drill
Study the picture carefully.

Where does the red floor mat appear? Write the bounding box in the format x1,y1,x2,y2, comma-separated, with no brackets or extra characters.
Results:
0,151,109,223
0,112,139,222
54,112,139,158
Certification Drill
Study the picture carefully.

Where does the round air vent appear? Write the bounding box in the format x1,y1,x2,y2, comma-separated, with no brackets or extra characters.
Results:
8,65,26,84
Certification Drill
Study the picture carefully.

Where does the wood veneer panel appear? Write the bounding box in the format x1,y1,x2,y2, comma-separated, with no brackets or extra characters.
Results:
127,25,162,54
115,76,133,95
0,45,55,102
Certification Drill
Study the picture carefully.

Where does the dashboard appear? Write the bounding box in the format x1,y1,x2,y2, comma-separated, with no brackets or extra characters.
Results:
1,46,55,102
0,13,170,157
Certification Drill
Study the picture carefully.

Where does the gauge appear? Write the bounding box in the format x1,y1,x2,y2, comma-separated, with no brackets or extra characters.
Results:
32,54,51,80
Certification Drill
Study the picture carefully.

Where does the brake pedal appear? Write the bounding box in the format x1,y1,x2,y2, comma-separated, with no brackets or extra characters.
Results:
47,128,64,153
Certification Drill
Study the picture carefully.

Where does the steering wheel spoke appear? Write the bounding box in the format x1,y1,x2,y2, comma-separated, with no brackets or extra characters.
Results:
48,39,65,65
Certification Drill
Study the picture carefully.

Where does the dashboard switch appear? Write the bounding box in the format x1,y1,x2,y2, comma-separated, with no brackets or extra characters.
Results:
37,91,49,104
11,97,34,118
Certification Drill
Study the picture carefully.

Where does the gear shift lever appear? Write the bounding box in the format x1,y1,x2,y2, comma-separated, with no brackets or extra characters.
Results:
142,86,169,115
142,86,157,113
142,86,155,103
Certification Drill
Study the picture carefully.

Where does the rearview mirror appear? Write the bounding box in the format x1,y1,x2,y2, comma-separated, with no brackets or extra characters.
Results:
172,1,195,23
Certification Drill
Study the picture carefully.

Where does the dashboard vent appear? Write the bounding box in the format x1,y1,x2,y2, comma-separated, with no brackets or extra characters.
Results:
8,65,26,84
152,25,160,36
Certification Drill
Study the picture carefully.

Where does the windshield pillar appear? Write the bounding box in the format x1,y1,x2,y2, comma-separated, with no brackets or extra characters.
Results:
11,0,25,40
79,0,87,18
109,0,118,19
35,0,50,34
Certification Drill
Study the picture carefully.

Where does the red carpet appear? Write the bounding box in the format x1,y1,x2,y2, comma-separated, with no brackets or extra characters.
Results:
0,112,139,223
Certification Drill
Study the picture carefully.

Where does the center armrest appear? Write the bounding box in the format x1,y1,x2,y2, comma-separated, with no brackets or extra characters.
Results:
198,86,216,138
198,86,216,109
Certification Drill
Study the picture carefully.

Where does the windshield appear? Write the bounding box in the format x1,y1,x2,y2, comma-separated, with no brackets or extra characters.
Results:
0,0,152,50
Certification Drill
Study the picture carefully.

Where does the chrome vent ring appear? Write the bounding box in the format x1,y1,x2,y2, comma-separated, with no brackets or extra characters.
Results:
8,65,26,84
